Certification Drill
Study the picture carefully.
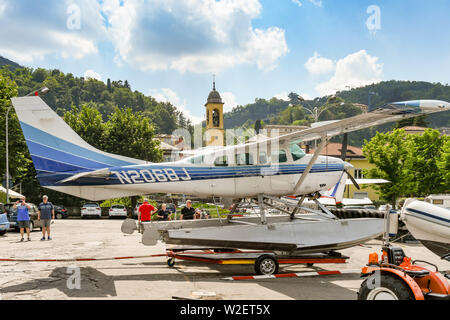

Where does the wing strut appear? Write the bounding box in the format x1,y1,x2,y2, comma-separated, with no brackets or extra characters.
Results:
293,135,328,193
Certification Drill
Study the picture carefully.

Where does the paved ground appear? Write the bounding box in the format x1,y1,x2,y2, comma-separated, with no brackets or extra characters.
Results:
0,219,448,300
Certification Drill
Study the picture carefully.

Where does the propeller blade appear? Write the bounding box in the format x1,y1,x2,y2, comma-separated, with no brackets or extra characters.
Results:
344,169,360,190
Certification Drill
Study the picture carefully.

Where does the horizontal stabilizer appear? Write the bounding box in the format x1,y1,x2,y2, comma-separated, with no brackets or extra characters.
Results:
57,168,111,184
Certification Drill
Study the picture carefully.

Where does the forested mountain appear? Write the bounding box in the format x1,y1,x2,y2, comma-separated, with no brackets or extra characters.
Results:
224,81,450,146
0,56,21,70
0,64,193,135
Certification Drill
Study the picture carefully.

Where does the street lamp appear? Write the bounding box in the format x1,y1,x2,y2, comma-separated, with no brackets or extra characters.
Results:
5,87,49,202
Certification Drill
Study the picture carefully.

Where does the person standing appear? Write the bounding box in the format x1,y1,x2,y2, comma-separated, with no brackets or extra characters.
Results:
138,199,156,232
13,196,32,242
38,195,55,240
156,203,173,221
181,200,195,220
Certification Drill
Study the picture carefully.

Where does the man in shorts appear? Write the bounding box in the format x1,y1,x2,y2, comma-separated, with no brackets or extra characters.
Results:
137,199,156,233
38,195,55,240
13,196,32,242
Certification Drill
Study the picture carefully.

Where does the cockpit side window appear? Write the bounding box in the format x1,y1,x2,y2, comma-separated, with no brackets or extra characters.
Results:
214,155,228,167
271,149,287,163
236,153,254,166
259,152,268,164
189,155,204,164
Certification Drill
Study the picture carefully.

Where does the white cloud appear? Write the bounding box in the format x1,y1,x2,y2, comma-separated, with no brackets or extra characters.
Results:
102,0,288,73
0,0,6,16
314,50,383,96
273,91,290,101
308,0,323,7
221,92,238,112
291,0,302,7
0,0,105,63
84,69,102,81
150,88,204,124
304,52,335,75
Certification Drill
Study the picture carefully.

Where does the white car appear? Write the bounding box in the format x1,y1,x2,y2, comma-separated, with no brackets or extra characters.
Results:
81,203,101,218
109,205,128,218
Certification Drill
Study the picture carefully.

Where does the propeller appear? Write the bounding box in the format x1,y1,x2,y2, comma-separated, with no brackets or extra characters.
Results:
344,169,360,190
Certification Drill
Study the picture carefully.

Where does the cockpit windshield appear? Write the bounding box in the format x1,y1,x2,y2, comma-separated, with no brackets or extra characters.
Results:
290,140,306,161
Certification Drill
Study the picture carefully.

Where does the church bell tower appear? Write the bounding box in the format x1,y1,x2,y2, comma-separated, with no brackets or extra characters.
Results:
205,77,224,146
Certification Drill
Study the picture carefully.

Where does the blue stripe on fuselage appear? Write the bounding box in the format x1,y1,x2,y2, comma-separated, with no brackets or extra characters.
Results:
36,163,345,186
405,207,450,224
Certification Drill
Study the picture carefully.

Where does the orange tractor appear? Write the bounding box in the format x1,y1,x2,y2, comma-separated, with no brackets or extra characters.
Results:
358,205,449,300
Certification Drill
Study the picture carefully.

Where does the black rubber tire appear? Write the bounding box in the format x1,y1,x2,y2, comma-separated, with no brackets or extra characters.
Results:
167,258,175,267
306,263,314,267
29,221,34,232
56,213,63,219
0,230,6,236
254,255,279,275
358,272,415,300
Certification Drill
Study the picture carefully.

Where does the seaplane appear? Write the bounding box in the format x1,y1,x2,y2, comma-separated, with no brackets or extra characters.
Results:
10,95,450,253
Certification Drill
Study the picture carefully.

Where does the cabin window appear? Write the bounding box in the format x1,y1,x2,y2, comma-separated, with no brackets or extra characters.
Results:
236,153,254,166
271,149,287,163
214,155,228,167
290,143,306,161
259,152,268,164
189,155,204,164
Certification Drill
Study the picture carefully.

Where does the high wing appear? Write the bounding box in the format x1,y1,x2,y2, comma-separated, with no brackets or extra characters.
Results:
258,100,449,146
178,100,449,159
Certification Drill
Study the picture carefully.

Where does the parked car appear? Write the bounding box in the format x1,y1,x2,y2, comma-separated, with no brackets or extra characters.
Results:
165,203,176,213
0,203,10,236
108,205,128,218
54,205,69,219
132,202,143,219
81,202,102,218
5,202,42,232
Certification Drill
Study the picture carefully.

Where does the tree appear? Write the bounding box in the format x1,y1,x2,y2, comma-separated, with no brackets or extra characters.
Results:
403,129,447,195
63,103,107,150
0,74,31,183
362,129,410,208
254,120,262,134
437,138,450,192
104,108,163,163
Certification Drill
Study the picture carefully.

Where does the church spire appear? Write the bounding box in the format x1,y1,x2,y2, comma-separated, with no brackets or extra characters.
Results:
213,74,216,91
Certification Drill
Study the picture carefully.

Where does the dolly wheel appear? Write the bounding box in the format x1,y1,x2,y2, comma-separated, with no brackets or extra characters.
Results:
255,255,279,275
167,258,175,267
358,272,415,300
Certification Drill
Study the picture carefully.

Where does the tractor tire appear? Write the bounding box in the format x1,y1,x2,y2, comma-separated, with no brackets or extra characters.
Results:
254,255,279,275
358,272,415,300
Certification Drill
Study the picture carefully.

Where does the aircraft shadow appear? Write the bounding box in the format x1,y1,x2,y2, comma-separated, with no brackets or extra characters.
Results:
0,263,360,299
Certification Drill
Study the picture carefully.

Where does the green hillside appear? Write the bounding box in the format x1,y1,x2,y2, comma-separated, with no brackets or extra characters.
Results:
0,56,22,70
0,64,193,135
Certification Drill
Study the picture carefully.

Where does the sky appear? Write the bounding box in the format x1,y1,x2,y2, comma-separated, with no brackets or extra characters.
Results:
0,0,449,124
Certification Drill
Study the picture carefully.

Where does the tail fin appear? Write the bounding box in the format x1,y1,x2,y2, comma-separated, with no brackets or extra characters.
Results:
11,97,145,177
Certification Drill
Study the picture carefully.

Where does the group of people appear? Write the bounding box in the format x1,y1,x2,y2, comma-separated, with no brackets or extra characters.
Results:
12,195,55,242
11,196,210,240
137,199,210,224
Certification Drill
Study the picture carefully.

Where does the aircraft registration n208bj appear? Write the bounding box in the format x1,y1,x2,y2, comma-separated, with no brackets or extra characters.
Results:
11,96,450,253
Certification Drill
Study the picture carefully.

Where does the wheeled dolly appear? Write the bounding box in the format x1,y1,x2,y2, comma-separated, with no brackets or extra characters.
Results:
165,247,349,275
